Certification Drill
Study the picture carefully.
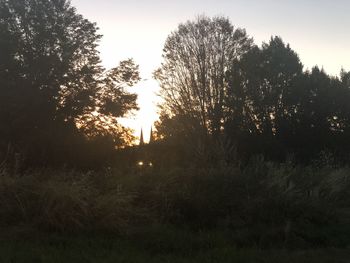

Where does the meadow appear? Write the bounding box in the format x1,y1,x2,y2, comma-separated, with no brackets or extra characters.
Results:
1,158,350,262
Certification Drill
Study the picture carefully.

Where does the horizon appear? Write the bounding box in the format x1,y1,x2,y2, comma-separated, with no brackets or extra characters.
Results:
71,0,350,142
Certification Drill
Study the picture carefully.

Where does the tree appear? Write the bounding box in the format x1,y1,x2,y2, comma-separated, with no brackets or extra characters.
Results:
0,0,140,166
226,37,304,160
77,58,140,146
226,37,350,162
154,16,253,138
227,37,303,135
289,67,350,161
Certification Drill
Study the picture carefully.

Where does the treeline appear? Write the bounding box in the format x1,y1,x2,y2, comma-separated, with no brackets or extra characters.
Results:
155,16,350,165
1,0,350,170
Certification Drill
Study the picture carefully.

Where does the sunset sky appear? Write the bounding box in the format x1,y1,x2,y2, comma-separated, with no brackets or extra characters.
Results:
71,0,350,142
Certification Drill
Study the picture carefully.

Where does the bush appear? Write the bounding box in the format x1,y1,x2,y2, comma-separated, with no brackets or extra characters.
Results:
0,169,146,233
0,160,349,248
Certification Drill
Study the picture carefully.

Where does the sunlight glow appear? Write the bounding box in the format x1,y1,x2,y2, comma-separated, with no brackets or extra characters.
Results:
71,0,350,142
118,78,161,144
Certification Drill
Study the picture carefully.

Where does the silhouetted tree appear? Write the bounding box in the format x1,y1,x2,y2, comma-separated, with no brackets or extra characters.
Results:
0,0,139,167
288,67,350,161
226,37,303,160
77,58,140,145
154,16,253,139
226,37,350,162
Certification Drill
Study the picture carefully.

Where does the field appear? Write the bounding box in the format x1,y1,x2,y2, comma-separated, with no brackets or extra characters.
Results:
1,227,350,263
1,160,350,262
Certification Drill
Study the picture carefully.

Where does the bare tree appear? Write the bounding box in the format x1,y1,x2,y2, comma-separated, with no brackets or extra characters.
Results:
154,15,253,137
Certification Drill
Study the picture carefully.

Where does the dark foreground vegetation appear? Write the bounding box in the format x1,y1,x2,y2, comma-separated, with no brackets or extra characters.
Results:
1,159,350,262
1,231,350,262
1,0,350,261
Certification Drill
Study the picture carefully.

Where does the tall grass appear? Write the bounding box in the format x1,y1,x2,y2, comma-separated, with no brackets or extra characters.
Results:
0,159,349,248
0,168,143,232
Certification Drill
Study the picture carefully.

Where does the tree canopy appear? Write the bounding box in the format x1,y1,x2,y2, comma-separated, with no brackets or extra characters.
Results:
154,16,253,138
2,4,350,167
155,17,350,164
0,0,140,167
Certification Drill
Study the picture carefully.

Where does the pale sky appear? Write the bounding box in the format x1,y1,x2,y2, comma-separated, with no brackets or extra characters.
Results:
71,0,350,142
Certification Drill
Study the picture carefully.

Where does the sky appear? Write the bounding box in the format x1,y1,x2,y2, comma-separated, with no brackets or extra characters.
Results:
71,0,350,142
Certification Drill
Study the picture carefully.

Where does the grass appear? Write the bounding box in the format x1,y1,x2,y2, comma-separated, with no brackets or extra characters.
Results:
0,227,349,263
0,160,349,262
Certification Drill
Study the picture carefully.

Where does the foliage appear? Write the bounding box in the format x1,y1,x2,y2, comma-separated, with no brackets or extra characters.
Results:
156,23,350,163
1,233,350,263
1,6,350,258
0,0,140,167
0,160,349,249
154,15,253,137
0,168,143,232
